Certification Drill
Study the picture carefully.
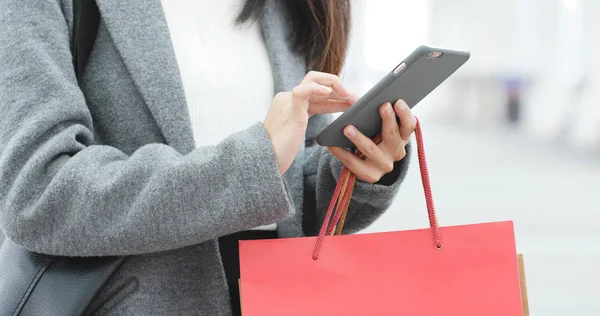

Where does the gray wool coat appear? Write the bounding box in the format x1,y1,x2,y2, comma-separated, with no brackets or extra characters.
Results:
0,0,410,314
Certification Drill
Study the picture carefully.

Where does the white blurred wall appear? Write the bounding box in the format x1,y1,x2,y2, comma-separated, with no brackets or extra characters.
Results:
346,0,600,152
570,0,600,149
427,0,600,150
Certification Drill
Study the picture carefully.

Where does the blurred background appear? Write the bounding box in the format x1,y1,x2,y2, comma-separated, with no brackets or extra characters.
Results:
1,0,598,315
343,0,600,315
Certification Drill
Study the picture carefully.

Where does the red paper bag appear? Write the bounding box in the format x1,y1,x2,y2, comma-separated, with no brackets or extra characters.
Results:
239,120,523,315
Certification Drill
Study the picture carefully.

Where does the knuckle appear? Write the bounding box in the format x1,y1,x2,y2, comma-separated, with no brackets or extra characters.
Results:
404,115,416,128
363,142,377,155
307,70,318,79
383,161,394,173
395,147,407,160
291,86,301,96
388,126,399,137
410,118,417,130
366,173,381,184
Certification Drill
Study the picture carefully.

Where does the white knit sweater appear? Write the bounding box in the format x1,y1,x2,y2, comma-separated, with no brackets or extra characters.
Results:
161,0,277,230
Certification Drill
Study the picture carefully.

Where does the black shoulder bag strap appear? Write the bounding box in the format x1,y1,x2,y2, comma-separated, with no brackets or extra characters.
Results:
72,0,101,81
0,1,126,315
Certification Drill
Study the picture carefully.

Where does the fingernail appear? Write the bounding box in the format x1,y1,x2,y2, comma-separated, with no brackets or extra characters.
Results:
396,99,408,110
321,86,333,93
384,102,393,115
345,126,356,137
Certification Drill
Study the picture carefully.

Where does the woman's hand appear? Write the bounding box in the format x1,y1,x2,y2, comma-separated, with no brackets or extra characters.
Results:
327,99,416,184
264,71,357,175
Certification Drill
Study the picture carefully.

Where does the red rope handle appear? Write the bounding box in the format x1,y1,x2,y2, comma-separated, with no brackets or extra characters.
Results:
312,117,441,260
414,118,442,249
313,166,350,245
324,172,356,237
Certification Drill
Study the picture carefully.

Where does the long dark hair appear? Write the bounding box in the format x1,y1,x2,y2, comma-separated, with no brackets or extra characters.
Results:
237,0,351,75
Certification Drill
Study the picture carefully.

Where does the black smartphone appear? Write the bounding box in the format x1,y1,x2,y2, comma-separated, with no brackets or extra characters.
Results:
316,45,470,148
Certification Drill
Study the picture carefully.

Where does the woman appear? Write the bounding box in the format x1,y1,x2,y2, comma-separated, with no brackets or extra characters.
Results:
0,0,415,314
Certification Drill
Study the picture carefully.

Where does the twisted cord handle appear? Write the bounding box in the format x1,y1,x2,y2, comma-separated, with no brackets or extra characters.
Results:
312,117,441,260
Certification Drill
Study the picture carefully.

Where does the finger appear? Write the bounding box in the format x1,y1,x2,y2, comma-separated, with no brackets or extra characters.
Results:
301,71,350,97
343,125,394,173
347,92,360,105
290,83,333,122
308,100,353,115
327,147,383,184
311,92,359,110
394,99,416,141
308,91,359,116
379,102,403,151
291,82,333,100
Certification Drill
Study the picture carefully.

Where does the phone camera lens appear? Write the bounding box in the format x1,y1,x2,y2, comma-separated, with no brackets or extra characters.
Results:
426,51,443,59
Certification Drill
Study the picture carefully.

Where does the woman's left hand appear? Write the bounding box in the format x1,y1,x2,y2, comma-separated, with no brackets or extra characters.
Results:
327,99,416,184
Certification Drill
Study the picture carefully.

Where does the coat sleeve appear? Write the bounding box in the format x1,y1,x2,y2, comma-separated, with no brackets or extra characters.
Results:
0,0,294,256
302,114,411,236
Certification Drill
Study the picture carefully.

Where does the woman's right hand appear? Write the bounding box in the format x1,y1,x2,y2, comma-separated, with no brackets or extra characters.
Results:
264,71,356,175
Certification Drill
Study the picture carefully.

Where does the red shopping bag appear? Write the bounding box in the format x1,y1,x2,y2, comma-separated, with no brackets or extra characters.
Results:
239,119,523,315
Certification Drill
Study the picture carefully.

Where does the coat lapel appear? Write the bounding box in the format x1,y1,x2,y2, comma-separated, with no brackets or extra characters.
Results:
260,0,306,94
95,0,195,154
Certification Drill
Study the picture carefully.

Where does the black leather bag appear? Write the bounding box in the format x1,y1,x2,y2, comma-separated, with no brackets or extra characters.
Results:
0,1,126,315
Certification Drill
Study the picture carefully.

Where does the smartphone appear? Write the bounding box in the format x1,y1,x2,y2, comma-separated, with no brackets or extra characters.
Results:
316,45,470,148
